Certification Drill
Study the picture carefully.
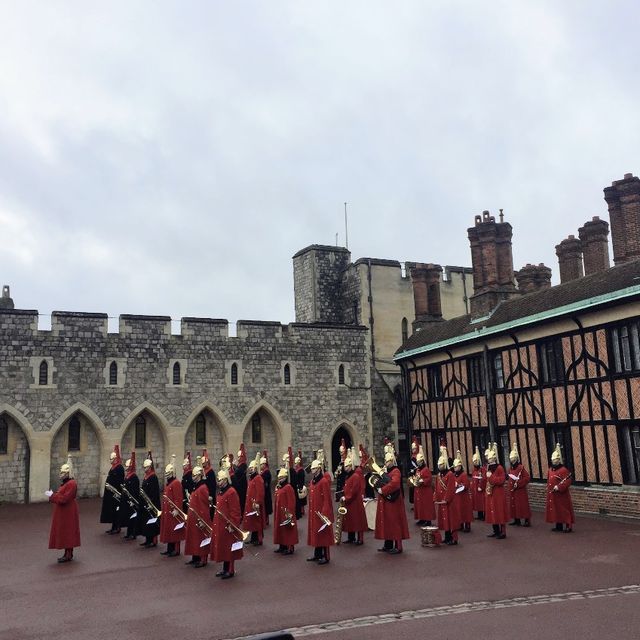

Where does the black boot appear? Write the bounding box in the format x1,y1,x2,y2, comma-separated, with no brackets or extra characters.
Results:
488,524,499,538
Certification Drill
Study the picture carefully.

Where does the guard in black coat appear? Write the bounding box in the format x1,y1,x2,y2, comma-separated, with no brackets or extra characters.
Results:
201,449,217,517
232,446,248,513
118,452,140,540
101,445,124,534
260,454,273,526
138,456,161,548
181,452,196,513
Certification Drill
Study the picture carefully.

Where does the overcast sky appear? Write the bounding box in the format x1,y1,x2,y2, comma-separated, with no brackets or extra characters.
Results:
1,1,639,329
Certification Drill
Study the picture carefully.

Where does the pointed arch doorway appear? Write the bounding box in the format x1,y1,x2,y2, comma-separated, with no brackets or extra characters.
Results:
331,426,353,472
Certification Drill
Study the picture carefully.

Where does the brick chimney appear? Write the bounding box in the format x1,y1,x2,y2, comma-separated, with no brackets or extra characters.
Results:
555,235,583,283
410,263,443,331
604,173,640,265
515,264,552,294
467,210,518,318
578,216,610,275
0,285,14,310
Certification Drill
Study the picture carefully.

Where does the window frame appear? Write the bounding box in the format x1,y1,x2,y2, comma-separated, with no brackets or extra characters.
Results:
109,361,118,386
135,415,146,449
251,414,262,444
0,415,8,455
283,363,291,385
338,364,346,386
195,413,206,446
610,320,640,374
172,361,181,385
231,363,238,386
68,415,81,452
538,338,565,385
38,360,48,386
466,355,485,395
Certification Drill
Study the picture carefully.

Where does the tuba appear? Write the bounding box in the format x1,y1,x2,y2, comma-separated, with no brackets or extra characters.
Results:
362,457,400,502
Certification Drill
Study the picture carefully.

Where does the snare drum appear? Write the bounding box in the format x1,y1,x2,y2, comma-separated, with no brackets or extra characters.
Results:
364,499,377,531
421,525,441,547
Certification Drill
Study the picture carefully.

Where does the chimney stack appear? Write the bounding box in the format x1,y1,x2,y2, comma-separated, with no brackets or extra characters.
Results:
467,210,518,318
515,264,552,294
578,216,610,275
604,173,640,265
0,285,14,310
410,263,443,331
555,235,583,283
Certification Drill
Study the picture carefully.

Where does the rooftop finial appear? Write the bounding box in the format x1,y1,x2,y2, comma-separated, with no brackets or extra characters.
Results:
499,209,504,223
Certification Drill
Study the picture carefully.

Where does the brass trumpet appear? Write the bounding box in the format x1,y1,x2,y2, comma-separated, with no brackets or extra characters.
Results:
212,504,250,543
105,482,122,501
281,508,295,527
139,487,161,518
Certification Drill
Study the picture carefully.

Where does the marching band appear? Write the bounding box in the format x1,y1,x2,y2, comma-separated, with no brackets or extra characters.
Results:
46,437,575,570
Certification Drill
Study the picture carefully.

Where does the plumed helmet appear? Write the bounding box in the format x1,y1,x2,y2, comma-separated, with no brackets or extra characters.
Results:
486,443,499,464
551,443,563,465
192,465,204,480
310,459,322,471
60,454,73,476
472,446,481,466
351,446,361,467
143,458,153,469
282,452,289,464
437,446,449,469
384,450,396,465
411,437,419,453
217,468,230,483
509,442,520,464
416,452,425,464
237,444,247,465
165,454,177,477
294,456,301,465
277,467,288,480
452,450,463,469
183,451,192,472
259,456,267,465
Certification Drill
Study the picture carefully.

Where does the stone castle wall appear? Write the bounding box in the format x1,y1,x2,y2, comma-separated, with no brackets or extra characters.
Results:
0,309,370,502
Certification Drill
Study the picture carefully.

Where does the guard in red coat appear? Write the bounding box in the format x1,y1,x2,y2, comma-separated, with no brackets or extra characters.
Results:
413,451,435,526
453,450,473,533
545,444,574,533
340,449,367,545
374,450,410,554
507,443,531,527
307,458,334,564
485,443,507,539
273,467,298,554
160,455,186,557
470,447,486,521
210,468,244,579
184,465,212,568
243,454,266,545
47,456,80,563
434,446,460,546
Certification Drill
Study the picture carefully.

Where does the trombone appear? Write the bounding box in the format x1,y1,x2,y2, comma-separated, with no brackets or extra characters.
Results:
162,494,187,523
121,484,140,508
139,487,161,518
105,482,122,501
212,504,250,543
315,510,333,532
188,506,212,535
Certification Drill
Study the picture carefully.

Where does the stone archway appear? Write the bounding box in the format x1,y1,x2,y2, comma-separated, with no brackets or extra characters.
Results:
330,425,353,472
121,406,168,477
49,411,102,498
0,411,30,503
242,406,281,463
184,404,227,467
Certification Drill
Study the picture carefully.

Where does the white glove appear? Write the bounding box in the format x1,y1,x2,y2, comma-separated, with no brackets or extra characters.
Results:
171,509,179,517
45,490,53,497
377,488,383,495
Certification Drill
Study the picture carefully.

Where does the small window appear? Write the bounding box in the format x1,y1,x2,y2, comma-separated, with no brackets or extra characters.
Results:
539,338,565,384
135,415,146,449
620,424,640,484
493,353,505,389
231,363,238,385
109,361,118,386
466,355,485,394
39,360,48,386
401,318,409,343
195,413,206,446
284,363,291,385
338,364,345,385
68,415,81,451
611,322,640,373
0,416,7,455
427,365,442,398
173,362,181,385
251,414,262,444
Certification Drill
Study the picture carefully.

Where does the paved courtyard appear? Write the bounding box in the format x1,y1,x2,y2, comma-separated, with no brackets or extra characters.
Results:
1,498,639,640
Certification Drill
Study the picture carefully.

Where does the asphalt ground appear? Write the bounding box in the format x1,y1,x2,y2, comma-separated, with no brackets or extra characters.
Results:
1,497,639,640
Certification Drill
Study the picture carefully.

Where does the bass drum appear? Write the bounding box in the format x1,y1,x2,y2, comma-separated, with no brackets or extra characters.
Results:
364,498,377,531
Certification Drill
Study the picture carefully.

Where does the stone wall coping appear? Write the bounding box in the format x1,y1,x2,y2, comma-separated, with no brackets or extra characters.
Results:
0,309,38,316
181,317,229,325
52,311,109,319
353,257,402,268
292,244,351,259
120,314,172,321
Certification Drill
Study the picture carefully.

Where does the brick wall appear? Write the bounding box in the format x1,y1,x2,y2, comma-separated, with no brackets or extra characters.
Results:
528,482,640,520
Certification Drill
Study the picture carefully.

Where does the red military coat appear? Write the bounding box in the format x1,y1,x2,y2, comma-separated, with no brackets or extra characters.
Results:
210,485,244,563
508,463,532,520
160,477,186,544
545,465,575,525
470,466,486,512
243,473,266,532
49,478,81,549
374,467,410,541
454,470,473,524
342,470,367,533
273,482,299,546
413,466,435,521
184,482,212,556
434,470,460,532
307,473,335,547
485,464,508,525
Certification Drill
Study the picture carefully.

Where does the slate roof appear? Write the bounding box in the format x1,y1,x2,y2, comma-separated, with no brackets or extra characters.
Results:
396,259,640,359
